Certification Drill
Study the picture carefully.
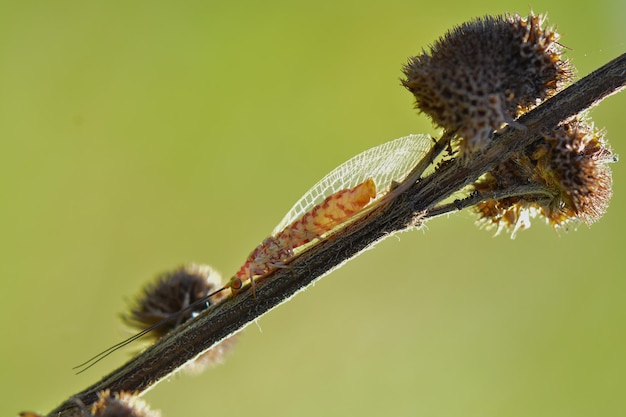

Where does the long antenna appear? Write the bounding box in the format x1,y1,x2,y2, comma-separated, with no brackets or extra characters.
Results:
72,286,228,374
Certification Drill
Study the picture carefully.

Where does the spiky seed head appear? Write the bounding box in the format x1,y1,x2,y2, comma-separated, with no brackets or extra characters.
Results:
123,263,226,339
535,119,614,227
402,13,572,154
474,118,615,235
124,263,237,371
473,161,541,237
475,197,537,237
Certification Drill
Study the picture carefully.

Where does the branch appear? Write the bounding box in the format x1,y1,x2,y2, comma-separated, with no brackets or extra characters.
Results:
48,52,625,417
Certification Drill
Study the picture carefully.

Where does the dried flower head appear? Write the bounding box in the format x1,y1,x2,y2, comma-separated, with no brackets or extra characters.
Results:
402,13,572,154
90,390,160,417
534,119,614,226
124,263,237,370
475,196,538,237
124,263,227,339
474,118,615,235
473,156,543,236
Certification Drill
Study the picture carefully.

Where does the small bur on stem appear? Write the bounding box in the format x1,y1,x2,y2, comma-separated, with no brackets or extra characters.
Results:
122,264,238,374
72,264,237,374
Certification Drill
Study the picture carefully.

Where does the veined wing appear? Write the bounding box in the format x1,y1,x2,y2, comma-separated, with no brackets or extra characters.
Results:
272,134,433,236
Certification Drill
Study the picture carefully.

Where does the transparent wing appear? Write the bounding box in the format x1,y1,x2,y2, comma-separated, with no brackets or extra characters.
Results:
272,134,433,235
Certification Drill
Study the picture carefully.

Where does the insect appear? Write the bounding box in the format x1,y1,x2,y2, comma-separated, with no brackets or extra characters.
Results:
73,134,434,372
226,178,377,296
222,134,435,296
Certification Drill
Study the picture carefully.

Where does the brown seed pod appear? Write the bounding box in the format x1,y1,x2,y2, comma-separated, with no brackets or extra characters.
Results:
402,13,572,154
123,263,237,371
474,118,615,235
473,155,542,236
123,264,226,339
535,119,614,227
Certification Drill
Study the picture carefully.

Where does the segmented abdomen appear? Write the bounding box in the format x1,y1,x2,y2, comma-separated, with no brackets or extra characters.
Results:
275,178,376,251
233,236,292,282
232,178,377,288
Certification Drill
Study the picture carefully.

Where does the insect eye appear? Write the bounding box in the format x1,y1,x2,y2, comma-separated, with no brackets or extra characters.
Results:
230,277,243,290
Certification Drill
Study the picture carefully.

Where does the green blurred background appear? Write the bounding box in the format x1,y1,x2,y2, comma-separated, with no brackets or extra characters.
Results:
1,1,624,416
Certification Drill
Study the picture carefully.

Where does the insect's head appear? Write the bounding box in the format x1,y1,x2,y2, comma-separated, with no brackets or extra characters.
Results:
227,276,243,296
